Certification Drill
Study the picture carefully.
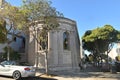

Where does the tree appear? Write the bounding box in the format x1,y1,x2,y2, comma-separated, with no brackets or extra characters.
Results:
0,0,63,74
0,3,24,61
19,0,63,44
82,25,120,63
0,18,7,43
3,46,21,61
116,56,120,61
88,54,94,63
0,3,24,30
20,0,63,74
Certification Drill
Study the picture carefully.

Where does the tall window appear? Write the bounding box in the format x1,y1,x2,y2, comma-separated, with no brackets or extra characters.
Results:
63,32,69,50
37,28,47,51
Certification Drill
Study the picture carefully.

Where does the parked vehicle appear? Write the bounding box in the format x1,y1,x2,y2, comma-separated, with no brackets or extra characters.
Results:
0,61,36,80
101,62,110,72
115,61,120,72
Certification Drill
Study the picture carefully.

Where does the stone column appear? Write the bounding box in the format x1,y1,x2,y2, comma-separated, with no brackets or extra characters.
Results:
52,31,58,65
48,31,53,66
48,31,52,51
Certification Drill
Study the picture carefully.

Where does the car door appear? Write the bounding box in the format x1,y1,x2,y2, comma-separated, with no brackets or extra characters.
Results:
0,64,5,73
0,61,11,76
0,64,11,74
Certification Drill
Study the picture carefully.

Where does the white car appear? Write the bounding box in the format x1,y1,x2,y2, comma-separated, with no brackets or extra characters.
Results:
0,61,36,80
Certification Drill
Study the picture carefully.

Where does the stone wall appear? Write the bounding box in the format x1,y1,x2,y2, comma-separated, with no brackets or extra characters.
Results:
27,17,80,71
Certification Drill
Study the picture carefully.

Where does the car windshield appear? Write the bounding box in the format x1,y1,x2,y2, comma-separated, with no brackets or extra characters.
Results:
0,61,18,65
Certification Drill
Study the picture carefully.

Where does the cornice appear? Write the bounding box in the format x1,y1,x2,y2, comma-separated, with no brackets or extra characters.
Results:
57,17,76,26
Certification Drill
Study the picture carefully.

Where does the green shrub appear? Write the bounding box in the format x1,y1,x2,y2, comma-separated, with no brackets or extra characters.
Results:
3,47,21,61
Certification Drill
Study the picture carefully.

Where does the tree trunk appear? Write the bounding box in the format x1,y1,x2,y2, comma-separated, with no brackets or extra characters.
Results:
45,50,49,74
7,43,10,61
45,33,49,74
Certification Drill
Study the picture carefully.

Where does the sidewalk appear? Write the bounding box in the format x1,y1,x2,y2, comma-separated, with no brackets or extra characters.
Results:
36,69,120,80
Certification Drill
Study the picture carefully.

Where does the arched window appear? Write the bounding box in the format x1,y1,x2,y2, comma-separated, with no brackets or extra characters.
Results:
63,32,69,50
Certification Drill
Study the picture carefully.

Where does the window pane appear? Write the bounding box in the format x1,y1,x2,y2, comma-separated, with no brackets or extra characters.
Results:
63,32,69,50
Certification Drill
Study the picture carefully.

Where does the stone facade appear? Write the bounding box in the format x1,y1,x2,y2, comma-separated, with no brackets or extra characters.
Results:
26,17,81,71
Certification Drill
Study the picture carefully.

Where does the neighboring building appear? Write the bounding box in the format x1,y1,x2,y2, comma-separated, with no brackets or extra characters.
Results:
0,32,25,62
0,31,25,53
109,43,120,61
116,43,120,56
26,17,80,71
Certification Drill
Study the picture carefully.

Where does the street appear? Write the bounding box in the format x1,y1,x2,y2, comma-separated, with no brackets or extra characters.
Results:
0,71,120,80
0,76,13,80
0,76,57,80
0,66,120,80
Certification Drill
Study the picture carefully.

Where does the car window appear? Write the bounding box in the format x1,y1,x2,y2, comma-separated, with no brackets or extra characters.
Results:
1,61,10,65
0,61,17,65
9,61,18,65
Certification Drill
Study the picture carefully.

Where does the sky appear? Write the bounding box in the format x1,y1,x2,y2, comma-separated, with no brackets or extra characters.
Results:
6,0,120,38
